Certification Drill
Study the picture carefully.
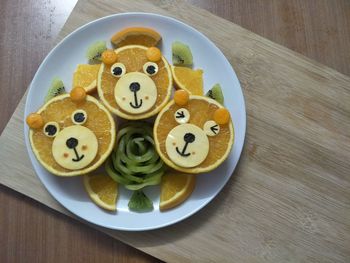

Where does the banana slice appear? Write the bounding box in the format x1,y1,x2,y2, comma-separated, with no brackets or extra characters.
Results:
52,125,98,170
165,123,209,168
174,108,190,124
114,72,157,114
203,120,220,136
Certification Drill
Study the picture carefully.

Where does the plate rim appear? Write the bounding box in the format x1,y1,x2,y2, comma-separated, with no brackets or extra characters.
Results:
23,12,247,231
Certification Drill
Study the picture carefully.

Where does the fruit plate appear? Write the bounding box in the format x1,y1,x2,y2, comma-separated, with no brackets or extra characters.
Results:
24,13,246,231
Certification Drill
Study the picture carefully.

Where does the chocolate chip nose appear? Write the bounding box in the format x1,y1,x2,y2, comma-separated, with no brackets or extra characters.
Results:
129,82,141,92
184,133,195,143
66,137,78,149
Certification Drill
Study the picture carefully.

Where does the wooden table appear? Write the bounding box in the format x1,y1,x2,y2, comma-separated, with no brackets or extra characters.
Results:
1,0,349,262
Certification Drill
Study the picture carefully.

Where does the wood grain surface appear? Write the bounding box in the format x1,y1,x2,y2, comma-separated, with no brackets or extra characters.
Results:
1,0,350,262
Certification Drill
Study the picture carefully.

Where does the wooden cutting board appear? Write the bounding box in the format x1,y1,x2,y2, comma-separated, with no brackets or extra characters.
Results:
0,0,349,262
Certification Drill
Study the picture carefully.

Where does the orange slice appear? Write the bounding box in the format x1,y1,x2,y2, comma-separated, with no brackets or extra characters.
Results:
160,170,196,211
84,173,118,211
29,94,116,176
97,45,172,120
111,27,161,47
154,95,234,174
172,66,204,95
72,64,101,93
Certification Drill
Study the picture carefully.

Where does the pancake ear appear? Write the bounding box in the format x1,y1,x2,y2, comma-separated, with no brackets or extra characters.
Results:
70,87,87,103
26,113,44,129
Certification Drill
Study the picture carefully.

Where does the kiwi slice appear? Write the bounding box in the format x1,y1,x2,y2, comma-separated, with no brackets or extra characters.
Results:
86,41,107,62
172,41,193,66
44,77,66,103
206,83,224,105
128,190,153,212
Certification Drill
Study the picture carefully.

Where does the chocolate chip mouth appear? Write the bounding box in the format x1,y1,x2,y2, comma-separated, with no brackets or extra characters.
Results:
66,137,85,162
129,82,143,109
175,133,195,157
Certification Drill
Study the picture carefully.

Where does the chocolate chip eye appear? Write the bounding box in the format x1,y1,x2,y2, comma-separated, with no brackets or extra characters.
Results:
143,62,158,76
111,62,126,77
71,109,87,125
43,122,60,137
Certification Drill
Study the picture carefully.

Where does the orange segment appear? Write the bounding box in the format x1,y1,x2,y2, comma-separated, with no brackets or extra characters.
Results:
29,95,116,176
160,170,196,211
83,173,118,211
154,96,234,174
72,64,101,93
111,27,161,47
172,66,204,95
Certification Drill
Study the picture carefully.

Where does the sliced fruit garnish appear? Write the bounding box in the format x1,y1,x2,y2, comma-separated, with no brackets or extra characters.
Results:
172,41,193,66
205,83,224,105
172,66,204,95
44,77,66,103
83,173,118,211
159,171,196,211
105,122,166,191
72,64,101,93
86,41,107,62
111,27,161,47
128,190,153,212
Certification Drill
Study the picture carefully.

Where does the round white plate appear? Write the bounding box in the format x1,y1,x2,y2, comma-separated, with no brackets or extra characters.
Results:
24,13,246,231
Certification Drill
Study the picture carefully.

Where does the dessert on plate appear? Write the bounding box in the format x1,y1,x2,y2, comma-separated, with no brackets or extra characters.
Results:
26,87,116,176
97,45,173,120
25,26,234,212
154,90,234,174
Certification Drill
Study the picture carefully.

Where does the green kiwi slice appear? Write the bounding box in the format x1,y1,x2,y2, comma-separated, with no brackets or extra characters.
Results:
172,41,193,66
86,41,107,62
128,190,153,212
44,77,66,103
205,83,224,105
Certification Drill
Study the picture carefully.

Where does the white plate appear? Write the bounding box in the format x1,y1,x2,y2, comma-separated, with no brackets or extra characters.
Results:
24,13,246,231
